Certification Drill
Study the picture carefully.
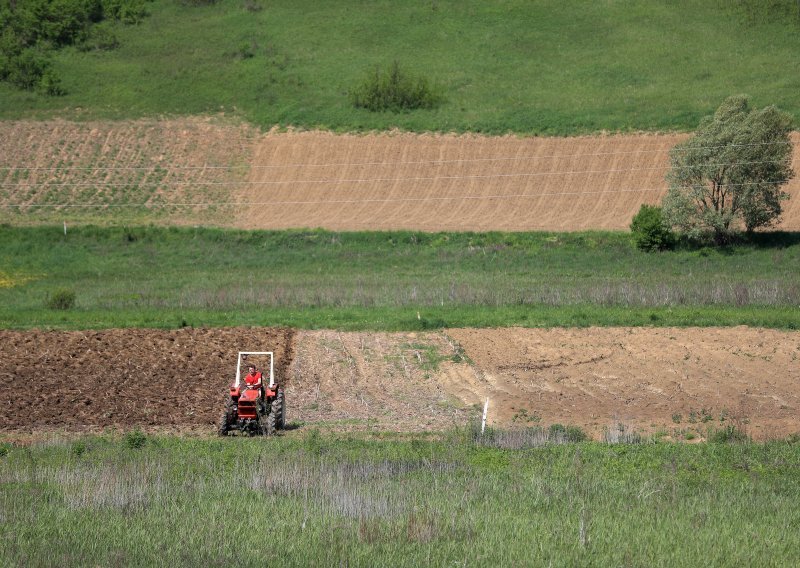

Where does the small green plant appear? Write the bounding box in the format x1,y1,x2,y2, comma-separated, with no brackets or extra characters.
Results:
549,423,588,442
351,61,442,112
672,413,682,424
71,440,87,456
709,425,749,444
124,429,148,449
0,442,11,457
46,288,76,310
512,408,541,425
630,205,675,251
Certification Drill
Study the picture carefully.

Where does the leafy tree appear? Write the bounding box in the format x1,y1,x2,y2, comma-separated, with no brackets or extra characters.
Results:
662,95,794,242
630,204,675,251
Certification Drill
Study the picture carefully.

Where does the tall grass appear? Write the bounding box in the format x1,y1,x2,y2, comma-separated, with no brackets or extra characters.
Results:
0,1,799,134
0,225,798,329
1,434,799,566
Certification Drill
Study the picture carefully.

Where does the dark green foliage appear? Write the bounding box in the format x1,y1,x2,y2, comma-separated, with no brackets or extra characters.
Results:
664,95,795,243
0,0,151,93
630,205,675,251
124,429,148,449
548,423,588,442
351,61,441,112
45,288,76,310
709,425,750,443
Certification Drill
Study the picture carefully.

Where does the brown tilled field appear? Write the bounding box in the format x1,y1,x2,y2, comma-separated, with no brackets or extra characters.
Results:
2,327,798,440
3,120,799,231
0,327,293,432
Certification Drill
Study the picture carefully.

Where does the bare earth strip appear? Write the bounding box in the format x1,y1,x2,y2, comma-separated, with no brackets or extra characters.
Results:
2,120,799,231
2,327,798,440
444,327,800,440
239,130,800,232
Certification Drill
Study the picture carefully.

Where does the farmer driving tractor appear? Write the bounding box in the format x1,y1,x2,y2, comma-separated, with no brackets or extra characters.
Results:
244,363,263,392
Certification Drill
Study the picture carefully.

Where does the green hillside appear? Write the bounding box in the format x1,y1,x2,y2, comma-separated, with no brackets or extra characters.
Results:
1,0,799,134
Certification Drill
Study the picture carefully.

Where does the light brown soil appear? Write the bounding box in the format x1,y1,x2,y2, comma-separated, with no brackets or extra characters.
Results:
238,130,800,232
444,327,800,440
3,120,799,231
2,327,798,440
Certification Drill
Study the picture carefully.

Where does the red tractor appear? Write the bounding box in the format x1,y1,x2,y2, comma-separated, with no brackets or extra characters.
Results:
218,351,286,436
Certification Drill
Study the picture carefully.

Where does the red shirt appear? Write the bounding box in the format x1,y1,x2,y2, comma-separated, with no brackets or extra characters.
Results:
245,371,262,387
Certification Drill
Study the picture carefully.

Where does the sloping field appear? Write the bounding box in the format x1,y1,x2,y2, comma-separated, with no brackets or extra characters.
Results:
2,120,799,231
2,327,798,440
0,118,257,224
240,130,800,231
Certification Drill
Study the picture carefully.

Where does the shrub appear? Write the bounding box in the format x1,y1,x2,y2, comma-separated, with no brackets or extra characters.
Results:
630,204,675,251
124,429,148,449
548,423,588,442
5,49,50,90
351,61,442,112
709,425,749,444
46,288,76,310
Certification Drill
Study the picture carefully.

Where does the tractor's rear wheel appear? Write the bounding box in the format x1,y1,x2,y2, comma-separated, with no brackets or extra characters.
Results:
218,398,236,436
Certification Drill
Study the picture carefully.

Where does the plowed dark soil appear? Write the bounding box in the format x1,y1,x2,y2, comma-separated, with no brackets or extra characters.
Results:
0,328,293,432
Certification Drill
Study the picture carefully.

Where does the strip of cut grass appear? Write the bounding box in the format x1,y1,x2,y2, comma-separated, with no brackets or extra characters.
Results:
1,433,799,566
1,225,799,330
1,1,799,134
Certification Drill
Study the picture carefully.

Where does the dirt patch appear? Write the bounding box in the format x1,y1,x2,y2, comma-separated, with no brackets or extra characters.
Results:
445,327,800,440
288,330,472,432
0,327,293,432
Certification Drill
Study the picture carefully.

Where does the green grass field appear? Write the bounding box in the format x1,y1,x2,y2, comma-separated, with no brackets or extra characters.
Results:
2,225,798,330
2,432,799,566
1,0,799,134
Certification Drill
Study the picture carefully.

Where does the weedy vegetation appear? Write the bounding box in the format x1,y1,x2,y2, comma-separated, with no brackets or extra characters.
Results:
1,432,798,566
1,225,798,330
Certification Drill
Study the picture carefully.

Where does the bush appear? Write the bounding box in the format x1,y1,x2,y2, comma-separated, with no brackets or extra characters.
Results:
630,204,675,251
46,288,76,310
124,429,148,449
351,61,442,112
548,423,588,442
709,425,749,444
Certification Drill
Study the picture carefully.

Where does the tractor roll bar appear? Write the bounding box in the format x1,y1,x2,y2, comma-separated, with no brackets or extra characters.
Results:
235,352,274,388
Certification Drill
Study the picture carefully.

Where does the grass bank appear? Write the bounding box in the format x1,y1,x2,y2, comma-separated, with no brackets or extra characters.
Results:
1,1,799,134
1,225,798,330
1,433,798,566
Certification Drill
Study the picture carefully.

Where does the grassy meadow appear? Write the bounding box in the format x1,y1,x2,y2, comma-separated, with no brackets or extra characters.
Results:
1,225,798,330
1,1,799,134
1,432,799,566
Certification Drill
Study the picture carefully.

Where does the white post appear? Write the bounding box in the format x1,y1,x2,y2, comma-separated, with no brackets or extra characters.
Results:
63,221,67,236
481,397,489,434
269,352,274,388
